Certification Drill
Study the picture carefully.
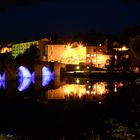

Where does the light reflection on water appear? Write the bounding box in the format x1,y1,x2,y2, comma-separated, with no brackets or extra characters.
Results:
0,77,136,140
48,79,131,100
0,73,5,81
0,76,132,100
18,78,33,92
0,80,5,89
0,73,6,89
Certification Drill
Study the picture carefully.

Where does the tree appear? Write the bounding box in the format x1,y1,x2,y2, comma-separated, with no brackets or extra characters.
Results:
129,36,140,67
16,44,40,61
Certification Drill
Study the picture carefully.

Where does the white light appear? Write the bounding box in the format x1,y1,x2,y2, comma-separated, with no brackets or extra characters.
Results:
87,54,90,57
78,44,83,48
88,85,91,88
76,66,80,70
76,79,80,84
86,90,90,94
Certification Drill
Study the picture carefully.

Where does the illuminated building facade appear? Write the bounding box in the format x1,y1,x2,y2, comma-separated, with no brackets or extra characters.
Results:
111,45,131,72
12,40,39,58
12,38,49,60
0,43,12,54
12,40,110,68
11,39,133,71
47,43,86,64
47,43,110,68
86,46,110,69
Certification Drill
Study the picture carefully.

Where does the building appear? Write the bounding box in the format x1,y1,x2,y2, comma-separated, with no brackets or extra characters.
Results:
86,45,110,69
0,43,12,54
12,38,49,60
12,40,39,58
129,36,140,73
47,42,111,69
47,43,86,64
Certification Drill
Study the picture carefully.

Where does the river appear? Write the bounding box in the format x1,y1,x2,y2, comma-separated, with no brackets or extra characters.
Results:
0,76,139,139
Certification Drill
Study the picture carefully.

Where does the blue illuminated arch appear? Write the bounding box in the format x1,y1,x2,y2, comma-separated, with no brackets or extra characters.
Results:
18,77,32,92
42,76,52,87
42,66,54,87
42,67,51,76
18,66,35,92
18,66,35,78
0,73,5,81
0,81,5,89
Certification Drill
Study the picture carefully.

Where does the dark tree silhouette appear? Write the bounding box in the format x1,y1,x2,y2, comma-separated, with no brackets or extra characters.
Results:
72,30,104,45
16,44,40,61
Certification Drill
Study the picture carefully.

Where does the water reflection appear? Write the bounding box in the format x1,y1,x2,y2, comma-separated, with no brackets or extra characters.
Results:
47,79,131,102
0,80,5,89
0,77,135,140
47,82,107,101
0,73,5,81
0,73,6,89
18,77,33,92
14,74,133,101
42,66,54,87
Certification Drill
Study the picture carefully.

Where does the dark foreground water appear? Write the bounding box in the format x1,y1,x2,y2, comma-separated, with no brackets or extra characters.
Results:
0,76,140,140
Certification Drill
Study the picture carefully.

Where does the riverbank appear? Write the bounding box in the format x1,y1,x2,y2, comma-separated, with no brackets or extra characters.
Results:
63,71,139,80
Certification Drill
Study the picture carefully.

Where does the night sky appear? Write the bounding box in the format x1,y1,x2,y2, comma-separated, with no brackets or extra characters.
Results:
0,0,140,41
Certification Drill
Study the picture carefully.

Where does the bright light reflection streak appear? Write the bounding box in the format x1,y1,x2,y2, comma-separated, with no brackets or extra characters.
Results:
64,84,86,97
64,82,108,98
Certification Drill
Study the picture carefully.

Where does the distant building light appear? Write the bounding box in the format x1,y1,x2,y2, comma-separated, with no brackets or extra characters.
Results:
87,54,90,57
88,85,91,89
99,101,102,104
122,46,129,51
88,60,91,63
66,44,72,50
115,46,129,51
78,44,83,48
93,53,96,57
76,79,80,84
114,87,117,93
115,55,117,59
76,66,80,70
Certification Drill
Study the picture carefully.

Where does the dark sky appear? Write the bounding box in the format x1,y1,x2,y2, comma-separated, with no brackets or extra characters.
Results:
0,0,140,41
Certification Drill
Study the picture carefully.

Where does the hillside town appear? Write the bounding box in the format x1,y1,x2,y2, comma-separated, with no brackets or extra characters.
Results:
0,35,140,74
